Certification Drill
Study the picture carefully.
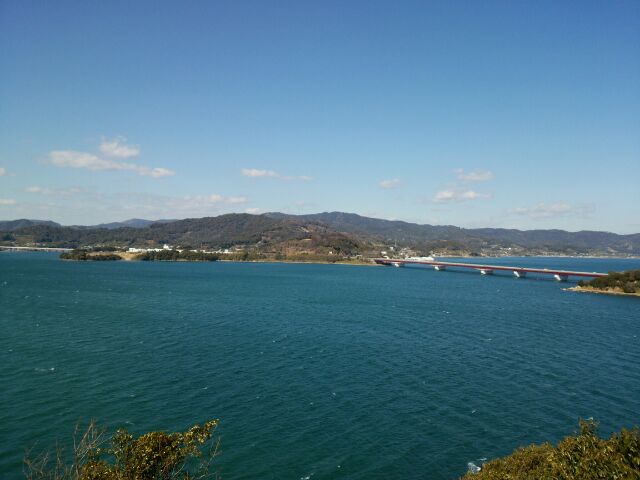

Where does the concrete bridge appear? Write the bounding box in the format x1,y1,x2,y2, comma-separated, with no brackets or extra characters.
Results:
0,246,73,252
374,258,608,281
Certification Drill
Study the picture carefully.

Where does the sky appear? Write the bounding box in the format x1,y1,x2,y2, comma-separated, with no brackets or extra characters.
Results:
1,1,639,233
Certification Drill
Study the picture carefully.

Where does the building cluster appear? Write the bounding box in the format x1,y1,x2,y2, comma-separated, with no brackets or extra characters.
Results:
127,244,175,253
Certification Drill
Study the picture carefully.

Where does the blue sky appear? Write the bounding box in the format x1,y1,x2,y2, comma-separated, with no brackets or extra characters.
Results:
1,1,638,233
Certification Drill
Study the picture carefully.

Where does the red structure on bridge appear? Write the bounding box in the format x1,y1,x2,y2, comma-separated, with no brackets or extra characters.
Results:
374,258,608,281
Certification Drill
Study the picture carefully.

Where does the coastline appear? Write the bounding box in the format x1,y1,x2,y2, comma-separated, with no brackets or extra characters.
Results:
2,246,640,260
565,286,640,298
56,251,377,266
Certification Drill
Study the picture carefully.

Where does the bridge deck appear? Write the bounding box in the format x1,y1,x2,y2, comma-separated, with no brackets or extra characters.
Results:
374,259,607,278
0,246,74,252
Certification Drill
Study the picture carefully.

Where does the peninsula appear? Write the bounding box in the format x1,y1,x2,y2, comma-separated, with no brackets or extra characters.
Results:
569,270,640,297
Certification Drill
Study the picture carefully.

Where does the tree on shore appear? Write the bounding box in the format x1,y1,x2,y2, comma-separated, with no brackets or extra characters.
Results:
24,420,219,480
578,269,640,294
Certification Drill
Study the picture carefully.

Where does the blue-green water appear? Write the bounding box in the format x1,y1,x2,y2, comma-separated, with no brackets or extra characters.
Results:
1,253,639,479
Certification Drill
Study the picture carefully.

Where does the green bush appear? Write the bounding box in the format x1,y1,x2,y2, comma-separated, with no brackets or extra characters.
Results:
135,250,219,262
60,250,121,261
462,420,640,479
579,270,640,294
24,420,219,480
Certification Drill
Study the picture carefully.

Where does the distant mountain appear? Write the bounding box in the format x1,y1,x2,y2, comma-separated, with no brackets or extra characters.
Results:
265,212,640,255
0,219,61,231
87,218,177,229
265,212,472,243
2,212,639,256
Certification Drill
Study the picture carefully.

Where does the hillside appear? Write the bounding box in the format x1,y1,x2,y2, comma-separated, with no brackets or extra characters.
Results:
0,214,364,257
266,212,640,256
0,219,61,231
87,218,160,229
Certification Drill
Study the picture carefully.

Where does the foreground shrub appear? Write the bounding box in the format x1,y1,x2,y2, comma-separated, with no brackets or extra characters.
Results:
24,420,219,480
463,420,640,479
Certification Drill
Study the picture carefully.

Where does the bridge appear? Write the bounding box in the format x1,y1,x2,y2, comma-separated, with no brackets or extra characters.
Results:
374,258,608,281
0,246,73,252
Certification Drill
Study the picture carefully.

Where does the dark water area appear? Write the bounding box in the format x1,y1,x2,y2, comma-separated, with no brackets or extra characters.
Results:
1,253,639,479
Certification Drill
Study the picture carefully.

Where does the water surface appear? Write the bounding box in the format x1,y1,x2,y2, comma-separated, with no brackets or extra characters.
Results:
1,253,639,479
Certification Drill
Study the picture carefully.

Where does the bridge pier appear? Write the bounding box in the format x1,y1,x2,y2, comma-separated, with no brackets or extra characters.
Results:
434,265,446,271
554,274,569,282
479,269,494,275
513,270,527,278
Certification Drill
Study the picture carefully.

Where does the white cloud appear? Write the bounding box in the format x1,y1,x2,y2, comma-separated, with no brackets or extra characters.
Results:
0,198,16,206
241,168,311,181
379,178,401,189
99,137,140,158
0,167,5,176
241,168,279,178
508,203,595,219
245,207,261,214
454,168,494,182
144,167,174,178
48,150,175,178
433,189,491,203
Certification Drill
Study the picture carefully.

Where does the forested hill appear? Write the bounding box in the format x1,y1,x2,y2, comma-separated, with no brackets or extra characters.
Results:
265,212,640,255
0,219,61,231
1,212,639,256
0,214,363,256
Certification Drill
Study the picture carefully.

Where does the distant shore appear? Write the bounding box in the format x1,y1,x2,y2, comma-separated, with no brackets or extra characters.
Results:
2,247,639,260
218,258,376,266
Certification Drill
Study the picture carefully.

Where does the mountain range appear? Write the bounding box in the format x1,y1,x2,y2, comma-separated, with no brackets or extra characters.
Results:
1,212,639,257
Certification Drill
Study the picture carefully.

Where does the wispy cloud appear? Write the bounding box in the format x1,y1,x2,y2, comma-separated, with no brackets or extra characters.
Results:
48,150,175,178
508,203,595,219
136,193,249,216
433,189,491,203
99,137,140,159
245,207,261,214
25,186,86,196
379,178,401,189
9,188,251,223
454,168,494,182
206,194,248,205
0,198,16,206
0,167,5,176
432,169,493,203
241,168,311,181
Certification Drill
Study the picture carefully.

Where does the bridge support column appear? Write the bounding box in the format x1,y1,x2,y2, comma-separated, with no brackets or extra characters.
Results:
479,269,494,275
513,270,527,278
554,274,569,282
434,265,446,271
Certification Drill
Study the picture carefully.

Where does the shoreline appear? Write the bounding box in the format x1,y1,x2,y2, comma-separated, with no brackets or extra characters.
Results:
2,246,640,260
565,286,640,298
59,256,378,266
